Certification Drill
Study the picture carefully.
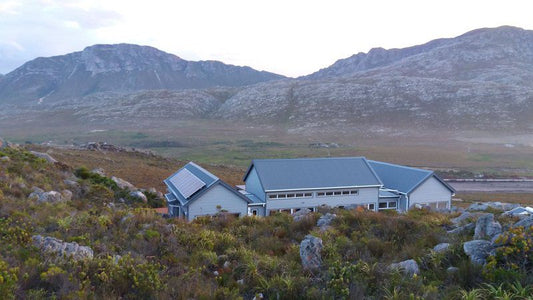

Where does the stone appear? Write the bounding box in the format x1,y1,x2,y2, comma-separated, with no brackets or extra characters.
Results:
447,223,475,234
463,240,493,265
148,187,157,194
223,261,231,269
28,187,45,200
447,266,459,274
37,191,63,203
237,279,244,285
213,271,219,276
91,168,106,176
30,151,57,163
63,179,79,188
130,191,147,203
292,209,311,222
112,176,136,191
389,259,420,276
300,235,323,270
317,213,336,230
61,190,73,201
433,243,451,253
468,202,489,211
512,216,533,230
253,293,264,300
474,213,502,239
451,211,473,226
32,235,93,261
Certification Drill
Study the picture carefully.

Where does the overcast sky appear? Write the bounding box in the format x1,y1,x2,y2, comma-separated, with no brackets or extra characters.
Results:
1,0,533,77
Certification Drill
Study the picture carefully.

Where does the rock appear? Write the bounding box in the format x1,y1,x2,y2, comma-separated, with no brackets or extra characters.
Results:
223,261,231,269
292,209,311,222
37,191,63,203
474,213,502,239
317,213,336,230
300,235,323,270
63,179,79,188
0,156,10,162
213,271,219,276
130,191,147,203
32,235,93,261
512,216,533,230
433,243,451,253
253,293,264,300
447,266,459,274
148,187,157,194
30,151,57,163
503,206,533,217
389,259,420,276
447,223,475,234
28,187,45,200
91,168,106,176
112,176,136,191
451,211,473,226
61,190,73,201
468,202,489,211
120,212,134,223
237,279,244,285
463,240,493,265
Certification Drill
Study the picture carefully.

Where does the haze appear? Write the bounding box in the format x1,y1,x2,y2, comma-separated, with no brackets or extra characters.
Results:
1,0,533,77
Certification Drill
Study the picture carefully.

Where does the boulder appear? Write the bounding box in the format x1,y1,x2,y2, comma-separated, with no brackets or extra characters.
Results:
130,191,147,203
317,213,336,230
112,176,136,191
447,266,459,274
512,216,533,230
292,209,311,222
463,240,493,265
433,243,451,253
38,191,63,203
30,151,57,163
468,202,489,211
389,259,420,276
32,235,93,261
474,213,502,239
300,235,323,270
28,187,45,200
63,179,79,188
451,211,473,226
447,223,475,234
91,168,106,176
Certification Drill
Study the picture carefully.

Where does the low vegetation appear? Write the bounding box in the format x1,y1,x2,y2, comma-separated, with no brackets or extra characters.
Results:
1,146,532,299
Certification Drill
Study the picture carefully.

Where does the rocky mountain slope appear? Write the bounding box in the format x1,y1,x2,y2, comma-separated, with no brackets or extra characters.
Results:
1,26,533,132
0,44,284,104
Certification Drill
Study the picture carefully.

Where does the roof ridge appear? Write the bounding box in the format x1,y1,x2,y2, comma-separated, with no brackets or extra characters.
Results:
186,161,219,181
254,156,367,162
368,160,432,173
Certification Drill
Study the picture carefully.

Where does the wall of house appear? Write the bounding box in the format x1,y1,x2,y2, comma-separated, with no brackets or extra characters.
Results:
187,184,249,221
409,176,452,209
244,167,265,201
265,186,379,213
248,206,266,217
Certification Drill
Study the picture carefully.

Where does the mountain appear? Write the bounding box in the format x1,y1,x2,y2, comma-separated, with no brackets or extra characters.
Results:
217,26,533,131
0,44,284,104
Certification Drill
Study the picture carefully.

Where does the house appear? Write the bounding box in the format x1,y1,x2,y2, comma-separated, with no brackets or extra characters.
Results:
164,162,251,221
164,157,455,219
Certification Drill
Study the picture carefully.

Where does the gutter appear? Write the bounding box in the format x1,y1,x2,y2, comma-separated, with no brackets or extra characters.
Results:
265,184,382,192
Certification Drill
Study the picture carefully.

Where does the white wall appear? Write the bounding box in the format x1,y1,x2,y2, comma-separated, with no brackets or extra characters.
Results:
265,187,379,212
187,184,249,221
409,176,452,208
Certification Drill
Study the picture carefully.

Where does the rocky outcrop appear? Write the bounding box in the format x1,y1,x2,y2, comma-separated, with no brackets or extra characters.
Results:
292,209,311,222
111,176,136,191
389,259,420,276
300,235,323,270
474,214,502,239
32,235,93,261
433,243,451,253
30,151,57,164
451,212,473,226
447,223,475,235
512,216,533,230
317,213,336,231
28,187,66,203
463,240,493,265
130,191,147,203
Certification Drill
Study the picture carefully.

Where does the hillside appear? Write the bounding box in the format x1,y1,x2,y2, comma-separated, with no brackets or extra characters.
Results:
1,145,533,299
0,44,284,104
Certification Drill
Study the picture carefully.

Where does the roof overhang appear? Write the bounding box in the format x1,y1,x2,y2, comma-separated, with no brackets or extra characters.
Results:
265,184,382,193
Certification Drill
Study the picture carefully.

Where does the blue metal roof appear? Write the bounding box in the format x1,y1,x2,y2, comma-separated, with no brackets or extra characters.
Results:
164,162,252,207
367,160,455,194
379,190,400,198
244,157,382,191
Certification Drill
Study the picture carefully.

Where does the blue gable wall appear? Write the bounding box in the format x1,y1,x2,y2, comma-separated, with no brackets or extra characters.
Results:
244,167,265,201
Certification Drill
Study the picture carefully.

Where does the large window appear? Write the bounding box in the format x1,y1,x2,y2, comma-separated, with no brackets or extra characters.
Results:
378,201,397,210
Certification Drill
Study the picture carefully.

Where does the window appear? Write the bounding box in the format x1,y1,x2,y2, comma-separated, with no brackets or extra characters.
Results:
389,201,397,208
269,194,277,199
379,202,388,209
278,194,286,198
326,192,333,196
295,193,303,198
287,194,295,198
317,192,325,197
252,209,258,216
304,193,312,197
342,191,350,195
368,204,375,210
316,189,359,197
268,192,313,199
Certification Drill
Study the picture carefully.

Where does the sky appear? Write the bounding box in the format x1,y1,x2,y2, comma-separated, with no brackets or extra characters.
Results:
1,0,533,77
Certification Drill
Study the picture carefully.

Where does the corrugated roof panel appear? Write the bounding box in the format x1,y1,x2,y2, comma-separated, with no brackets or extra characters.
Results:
251,157,382,191
169,168,206,199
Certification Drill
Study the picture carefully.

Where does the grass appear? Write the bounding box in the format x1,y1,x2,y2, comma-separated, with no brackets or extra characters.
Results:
455,193,533,206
